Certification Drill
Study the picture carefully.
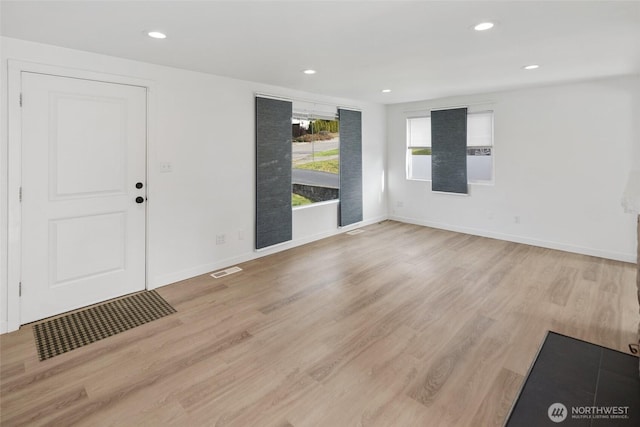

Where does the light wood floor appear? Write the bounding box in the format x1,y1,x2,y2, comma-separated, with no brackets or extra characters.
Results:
1,221,637,426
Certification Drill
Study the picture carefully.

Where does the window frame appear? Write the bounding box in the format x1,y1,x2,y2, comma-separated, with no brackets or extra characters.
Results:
405,110,495,185
406,115,432,182
291,112,341,210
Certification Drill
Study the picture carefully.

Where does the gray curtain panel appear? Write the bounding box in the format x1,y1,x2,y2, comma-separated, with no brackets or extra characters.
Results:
255,97,292,249
431,107,468,194
339,108,363,226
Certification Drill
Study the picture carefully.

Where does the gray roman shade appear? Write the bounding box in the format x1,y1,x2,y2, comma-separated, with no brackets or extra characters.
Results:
338,108,363,226
431,108,468,194
255,97,292,249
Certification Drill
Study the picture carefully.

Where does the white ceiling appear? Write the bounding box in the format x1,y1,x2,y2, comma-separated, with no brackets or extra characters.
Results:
2,1,639,104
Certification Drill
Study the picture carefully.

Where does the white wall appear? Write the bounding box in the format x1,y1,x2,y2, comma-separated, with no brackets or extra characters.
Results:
387,75,640,262
0,37,387,332
3,37,636,334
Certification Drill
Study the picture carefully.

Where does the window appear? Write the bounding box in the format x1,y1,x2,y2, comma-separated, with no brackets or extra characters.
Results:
406,116,432,181
406,111,493,183
292,115,340,207
466,112,493,182
255,97,359,249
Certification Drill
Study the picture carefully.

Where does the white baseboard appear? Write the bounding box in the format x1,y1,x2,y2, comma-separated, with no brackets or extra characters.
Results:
150,215,389,289
389,215,636,263
149,252,257,289
0,320,7,335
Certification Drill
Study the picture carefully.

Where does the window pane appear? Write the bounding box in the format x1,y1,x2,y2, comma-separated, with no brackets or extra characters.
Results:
407,151,431,180
467,112,493,147
407,117,431,147
467,154,493,181
406,117,432,181
292,117,340,207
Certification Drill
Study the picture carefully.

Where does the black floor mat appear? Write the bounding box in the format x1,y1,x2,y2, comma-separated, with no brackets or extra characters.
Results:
506,331,640,426
33,290,176,361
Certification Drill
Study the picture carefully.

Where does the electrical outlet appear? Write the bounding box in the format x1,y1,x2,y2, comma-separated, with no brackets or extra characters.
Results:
159,162,173,173
514,216,520,224
238,230,245,241
396,201,404,208
216,234,225,245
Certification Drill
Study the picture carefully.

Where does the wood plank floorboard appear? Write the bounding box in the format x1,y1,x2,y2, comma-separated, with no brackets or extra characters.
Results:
1,221,637,426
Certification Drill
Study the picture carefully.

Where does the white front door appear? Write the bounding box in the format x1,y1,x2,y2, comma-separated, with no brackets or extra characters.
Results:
20,72,147,324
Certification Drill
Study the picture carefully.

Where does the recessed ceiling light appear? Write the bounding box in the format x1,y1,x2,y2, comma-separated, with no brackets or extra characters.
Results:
147,31,167,39
303,69,317,75
381,89,392,93
474,22,494,31
523,64,540,70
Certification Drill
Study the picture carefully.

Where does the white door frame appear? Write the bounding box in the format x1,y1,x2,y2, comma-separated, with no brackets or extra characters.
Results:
6,60,156,333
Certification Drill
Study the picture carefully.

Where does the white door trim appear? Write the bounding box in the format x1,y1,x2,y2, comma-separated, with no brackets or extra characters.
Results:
6,60,156,333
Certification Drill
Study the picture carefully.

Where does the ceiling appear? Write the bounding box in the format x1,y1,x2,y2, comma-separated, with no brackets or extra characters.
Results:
2,1,639,104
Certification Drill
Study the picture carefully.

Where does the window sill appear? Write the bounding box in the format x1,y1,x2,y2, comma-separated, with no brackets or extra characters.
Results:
292,199,339,211
405,178,495,186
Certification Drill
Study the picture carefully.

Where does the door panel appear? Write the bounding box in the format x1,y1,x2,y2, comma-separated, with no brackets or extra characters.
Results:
50,212,126,286
52,94,127,198
21,72,147,324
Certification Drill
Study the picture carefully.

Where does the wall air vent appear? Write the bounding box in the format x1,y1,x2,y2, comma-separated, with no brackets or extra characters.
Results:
211,266,243,279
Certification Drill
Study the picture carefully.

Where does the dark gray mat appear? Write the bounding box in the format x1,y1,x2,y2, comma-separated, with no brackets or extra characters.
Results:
506,331,640,426
33,291,176,361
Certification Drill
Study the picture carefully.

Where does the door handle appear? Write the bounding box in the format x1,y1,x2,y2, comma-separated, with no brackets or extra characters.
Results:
135,196,145,204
